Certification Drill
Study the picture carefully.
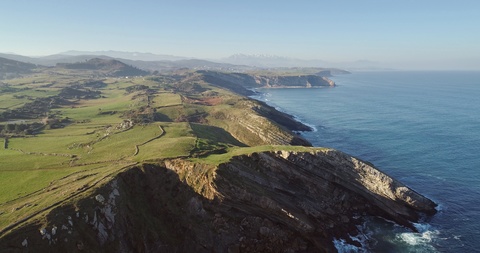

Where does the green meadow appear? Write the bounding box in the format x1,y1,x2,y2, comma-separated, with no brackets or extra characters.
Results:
0,68,314,236
0,72,243,231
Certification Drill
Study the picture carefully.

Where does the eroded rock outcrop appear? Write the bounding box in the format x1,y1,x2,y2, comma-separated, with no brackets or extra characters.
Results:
198,71,335,94
208,98,312,147
253,75,335,88
0,149,436,253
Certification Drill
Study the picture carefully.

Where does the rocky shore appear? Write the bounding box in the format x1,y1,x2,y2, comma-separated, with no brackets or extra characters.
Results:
0,68,436,253
0,149,436,253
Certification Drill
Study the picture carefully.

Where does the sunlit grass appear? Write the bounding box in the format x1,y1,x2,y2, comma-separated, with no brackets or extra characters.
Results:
191,145,327,165
152,93,182,107
0,73,315,235
0,168,80,203
0,149,70,171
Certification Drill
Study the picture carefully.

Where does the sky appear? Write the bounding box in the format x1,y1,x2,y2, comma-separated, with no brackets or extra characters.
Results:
1,0,480,70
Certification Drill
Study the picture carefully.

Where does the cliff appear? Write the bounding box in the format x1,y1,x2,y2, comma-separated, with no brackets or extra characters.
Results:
253,75,335,88
0,148,436,253
197,71,335,94
0,69,435,253
206,98,312,147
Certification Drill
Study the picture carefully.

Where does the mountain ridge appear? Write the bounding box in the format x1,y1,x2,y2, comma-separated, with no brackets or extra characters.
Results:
1,51,386,70
55,58,149,77
0,57,38,79
59,50,188,62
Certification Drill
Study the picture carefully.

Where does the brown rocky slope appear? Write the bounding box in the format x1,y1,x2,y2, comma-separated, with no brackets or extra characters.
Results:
0,148,436,252
197,71,335,95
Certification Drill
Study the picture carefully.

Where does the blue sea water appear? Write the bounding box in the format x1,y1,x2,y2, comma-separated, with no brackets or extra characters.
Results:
253,71,480,252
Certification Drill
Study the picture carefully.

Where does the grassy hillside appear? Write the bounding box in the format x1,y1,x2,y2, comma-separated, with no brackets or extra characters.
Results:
56,58,149,77
0,57,38,79
0,62,436,253
0,68,312,236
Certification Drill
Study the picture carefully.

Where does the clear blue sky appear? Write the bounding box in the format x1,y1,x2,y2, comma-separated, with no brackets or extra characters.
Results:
1,0,479,69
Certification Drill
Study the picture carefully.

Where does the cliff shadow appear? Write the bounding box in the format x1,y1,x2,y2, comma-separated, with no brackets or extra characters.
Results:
190,123,247,147
0,164,216,253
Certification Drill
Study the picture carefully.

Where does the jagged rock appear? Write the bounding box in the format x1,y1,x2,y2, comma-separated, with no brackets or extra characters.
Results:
198,70,335,91
0,149,436,253
95,194,105,203
92,211,97,226
187,197,206,217
43,233,51,241
97,222,108,245
258,226,271,237
76,241,84,250
103,205,114,225
228,244,240,253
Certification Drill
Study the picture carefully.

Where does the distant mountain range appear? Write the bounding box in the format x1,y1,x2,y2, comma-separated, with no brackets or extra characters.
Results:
220,54,329,68
0,50,389,71
220,54,390,70
59,50,187,62
0,51,370,80
0,52,256,73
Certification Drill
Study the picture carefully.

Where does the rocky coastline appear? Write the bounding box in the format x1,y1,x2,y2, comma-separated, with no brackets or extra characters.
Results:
0,148,436,252
197,70,336,94
0,70,437,253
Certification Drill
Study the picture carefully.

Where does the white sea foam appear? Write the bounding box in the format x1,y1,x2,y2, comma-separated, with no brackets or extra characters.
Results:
396,222,440,251
434,202,444,212
333,222,371,253
333,238,365,253
257,71,480,251
250,91,318,132
293,116,318,132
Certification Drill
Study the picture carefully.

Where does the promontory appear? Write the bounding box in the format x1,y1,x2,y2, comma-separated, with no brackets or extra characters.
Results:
0,58,435,252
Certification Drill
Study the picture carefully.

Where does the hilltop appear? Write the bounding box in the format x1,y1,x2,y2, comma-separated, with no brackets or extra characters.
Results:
59,50,187,62
56,58,149,77
0,58,435,252
0,57,38,79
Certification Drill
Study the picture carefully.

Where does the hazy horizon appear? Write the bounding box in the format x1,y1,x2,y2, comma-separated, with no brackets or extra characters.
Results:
2,0,480,70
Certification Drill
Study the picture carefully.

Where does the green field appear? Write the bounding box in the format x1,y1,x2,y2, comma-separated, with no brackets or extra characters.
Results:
0,69,310,236
0,75,193,223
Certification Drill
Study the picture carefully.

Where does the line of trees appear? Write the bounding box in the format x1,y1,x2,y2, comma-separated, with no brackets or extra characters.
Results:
0,122,43,136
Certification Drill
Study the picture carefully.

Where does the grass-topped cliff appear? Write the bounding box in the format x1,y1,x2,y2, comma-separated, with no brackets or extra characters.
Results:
0,61,435,252
0,67,311,235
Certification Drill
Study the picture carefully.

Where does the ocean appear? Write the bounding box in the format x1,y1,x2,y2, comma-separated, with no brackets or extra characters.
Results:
252,71,480,252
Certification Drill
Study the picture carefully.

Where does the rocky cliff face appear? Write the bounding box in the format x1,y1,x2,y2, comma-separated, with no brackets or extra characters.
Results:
207,97,312,147
1,149,436,253
253,75,335,88
198,71,335,93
